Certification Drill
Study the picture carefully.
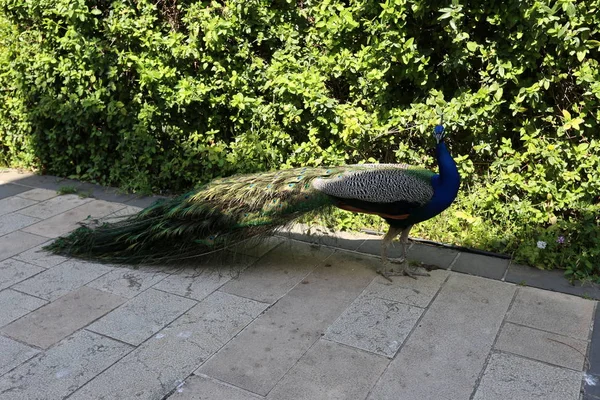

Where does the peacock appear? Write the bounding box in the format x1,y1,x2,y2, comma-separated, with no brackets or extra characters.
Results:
46,120,460,279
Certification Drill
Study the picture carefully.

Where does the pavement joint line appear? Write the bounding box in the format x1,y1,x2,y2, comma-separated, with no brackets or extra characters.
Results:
447,251,461,271
501,259,513,282
365,270,453,399
141,285,204,303
496,347,587,373
6,286,50,303
7,255,51,270
214,289,271,307
190,373,266,399
320,336,393,361
82,328,137,349
469,284,518,400
503,320,593,344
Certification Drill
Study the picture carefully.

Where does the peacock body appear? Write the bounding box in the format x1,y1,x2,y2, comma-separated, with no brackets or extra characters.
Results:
47,124,460,277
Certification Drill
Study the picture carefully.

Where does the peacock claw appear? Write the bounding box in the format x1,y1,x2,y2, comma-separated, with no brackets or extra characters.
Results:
377,260,430,281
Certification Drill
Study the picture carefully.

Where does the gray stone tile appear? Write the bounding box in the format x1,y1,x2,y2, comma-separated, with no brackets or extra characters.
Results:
220,240,332,303
199,252,375,396
0,330,132,400
1,286,125,349
22,199,126,238
0,183,29,199
325,295,423,357
0,196,37,216
154,253,257,301
69,292,266,400
280,225,367,252
168,374,262,399
103,205,142,223
506,263,600,300
12,241,67,268
452,252,509,280
0,213,41,236
473,352,582,400
368,274,516,400
267,339,388,400
17,194,92,219
495,322,587,371
0,289,47,327
356,238,404,259
0,258,45,291
232,236,284,258
87,288,197,345
0,335,38,376
408,242,459,269
125,195,166,209
12,260,113,301
0,231,47,261
87,268,168,298
361,269,449,307
15,188,57,201
507,286,595,340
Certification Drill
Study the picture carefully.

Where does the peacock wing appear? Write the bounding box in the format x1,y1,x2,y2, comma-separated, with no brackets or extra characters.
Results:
311,165,435,218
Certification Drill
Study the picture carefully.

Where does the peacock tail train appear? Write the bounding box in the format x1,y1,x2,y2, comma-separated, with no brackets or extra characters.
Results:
45,164,434,264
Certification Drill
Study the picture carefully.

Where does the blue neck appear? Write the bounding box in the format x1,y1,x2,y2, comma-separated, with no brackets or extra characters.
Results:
406,141,460,225
429,141,460,215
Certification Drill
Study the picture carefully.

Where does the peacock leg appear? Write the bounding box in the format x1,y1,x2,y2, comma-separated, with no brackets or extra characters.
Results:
377,226,403,281
379,224,430,280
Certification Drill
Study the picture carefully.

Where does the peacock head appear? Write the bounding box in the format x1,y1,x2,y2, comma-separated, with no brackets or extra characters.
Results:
433,124,445,144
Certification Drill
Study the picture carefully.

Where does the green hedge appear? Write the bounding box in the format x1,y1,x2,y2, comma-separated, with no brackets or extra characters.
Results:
1,0,599,279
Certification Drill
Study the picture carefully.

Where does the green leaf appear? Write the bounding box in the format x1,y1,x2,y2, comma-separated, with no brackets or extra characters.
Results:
466,41,477,52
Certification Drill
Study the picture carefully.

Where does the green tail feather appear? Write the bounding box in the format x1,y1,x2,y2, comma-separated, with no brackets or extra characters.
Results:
45,167,340,264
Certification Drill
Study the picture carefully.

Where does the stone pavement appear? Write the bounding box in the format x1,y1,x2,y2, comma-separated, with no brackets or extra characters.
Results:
1,169,600,400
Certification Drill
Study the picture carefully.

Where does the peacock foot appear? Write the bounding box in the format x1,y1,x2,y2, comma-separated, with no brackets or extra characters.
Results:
377,259,430,281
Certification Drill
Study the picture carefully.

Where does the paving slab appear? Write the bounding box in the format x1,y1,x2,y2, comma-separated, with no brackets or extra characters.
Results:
232,236,284,258
452,252,510,280
0,335,38,376
407,242,459,269
361,269,449,307
495,322,587,370
368,274,516,400
1,286,125,349
0,258,45,291
473,352,582,400
0,330,132,400
0,289,47,328
87,267,169,298
155,253,257,301
12,241,67,268
0,196,37,216
87,288,197,345
266,339,388,400
507,286,595,340
69,291,267,400
168,374,262,399
0,213,41,236
281,227,367,252
355,238,404,259
17,194,92,219
15,188,57,201
199,252,376,396
0,231,47,261
0,183,29,199
11,260,113,301
220,240,333,303
22,199,126,238
325,295,423,357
